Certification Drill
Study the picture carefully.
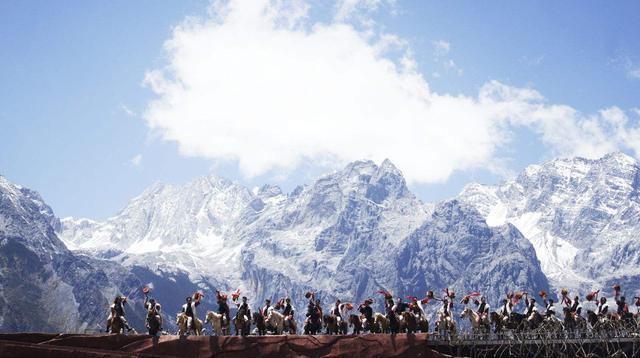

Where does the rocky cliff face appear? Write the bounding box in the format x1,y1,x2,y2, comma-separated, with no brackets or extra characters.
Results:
458,152,640,297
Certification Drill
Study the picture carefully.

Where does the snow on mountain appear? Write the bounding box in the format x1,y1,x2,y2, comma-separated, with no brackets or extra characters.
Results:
459,152,640,295
58,158,549,323
0,175,216,333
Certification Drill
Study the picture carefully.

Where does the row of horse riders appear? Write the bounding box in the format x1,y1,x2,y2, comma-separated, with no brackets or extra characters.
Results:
104,286,640,335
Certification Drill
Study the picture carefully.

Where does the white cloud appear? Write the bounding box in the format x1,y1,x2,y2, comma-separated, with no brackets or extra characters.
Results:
143,0,640,184
433,40,450,56
129,154,143,167
629,67,640,79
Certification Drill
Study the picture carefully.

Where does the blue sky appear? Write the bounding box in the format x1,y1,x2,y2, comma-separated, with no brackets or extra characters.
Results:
1,0,639,219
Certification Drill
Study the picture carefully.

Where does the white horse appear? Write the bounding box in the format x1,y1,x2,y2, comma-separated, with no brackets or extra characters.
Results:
204,311,224,336
266,310,284,334
460,307,484,331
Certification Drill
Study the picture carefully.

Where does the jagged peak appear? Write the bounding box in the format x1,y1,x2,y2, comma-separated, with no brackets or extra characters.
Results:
378,158,402,175
257,184,282,198
599,151,637,166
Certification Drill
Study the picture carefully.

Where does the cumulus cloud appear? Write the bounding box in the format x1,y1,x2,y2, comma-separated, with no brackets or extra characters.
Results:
143,0,640,184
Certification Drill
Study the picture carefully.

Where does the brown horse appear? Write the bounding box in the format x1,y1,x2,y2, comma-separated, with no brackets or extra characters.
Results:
323,314,339,335
401,312,418,334
177,313,202,336
349,314,363,335
373,313,390,333
234,314,250,336
146,309,162,336
108,316,125,334
253,312,267,335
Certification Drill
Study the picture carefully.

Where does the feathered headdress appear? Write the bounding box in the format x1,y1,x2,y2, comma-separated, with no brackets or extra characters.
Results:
231,289,241,302
377,290,393,300
586,290,600,302
511,291,525,305
305,291,315,299
444,288,456,299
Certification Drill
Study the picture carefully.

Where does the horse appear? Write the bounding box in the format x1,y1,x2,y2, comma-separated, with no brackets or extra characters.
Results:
323,314,339,335
283,314,297,334
401,312,417,334
373,313,389,333
304,315,321,335
460,307,489,337
146,309,162,336
204,311,224,336
586,309,617,336
234,313,251,336
267,310,285,334
387,312,400,334
562,307,586,338
507,312,528,331
490,312,505,336
108,316,125,334
176,313,202,336
434,311,456,339
349,314,363,335
253,312,267,336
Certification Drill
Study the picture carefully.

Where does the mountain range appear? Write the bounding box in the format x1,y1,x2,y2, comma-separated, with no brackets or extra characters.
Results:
1,152,638,332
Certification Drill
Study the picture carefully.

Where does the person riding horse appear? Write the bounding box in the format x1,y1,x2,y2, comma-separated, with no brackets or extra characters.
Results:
181,293,201,331
474,296,490,323
331,299,350,331
236,296,251,324
596,296,609,319
570,296,583,317
524,294,539,323
393,297,408,319
499,298,512,323
216,290,231,327
359,299,374,331
106,295,133,332
543,298,556,320
409,297,423,319
143,290,162,334
281,297,295,330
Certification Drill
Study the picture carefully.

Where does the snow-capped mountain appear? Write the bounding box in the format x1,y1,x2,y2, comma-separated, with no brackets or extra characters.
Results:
0,175,216,333
6,152,633,332
458,152,640,296
59,158,548,324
